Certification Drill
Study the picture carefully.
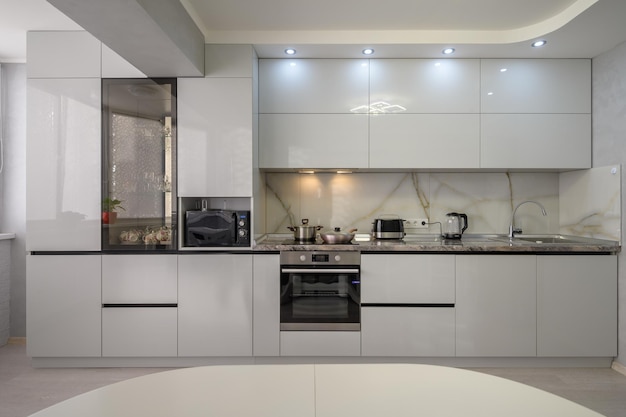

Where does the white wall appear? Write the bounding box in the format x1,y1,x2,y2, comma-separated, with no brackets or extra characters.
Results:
592,40,626,366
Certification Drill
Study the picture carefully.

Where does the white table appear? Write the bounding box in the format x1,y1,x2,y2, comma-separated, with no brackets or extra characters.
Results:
29,364,604,417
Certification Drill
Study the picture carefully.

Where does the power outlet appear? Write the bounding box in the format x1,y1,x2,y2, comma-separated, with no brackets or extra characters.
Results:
404,218,429,229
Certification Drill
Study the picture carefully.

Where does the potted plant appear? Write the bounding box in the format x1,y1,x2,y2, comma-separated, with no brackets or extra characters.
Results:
102,197,125,224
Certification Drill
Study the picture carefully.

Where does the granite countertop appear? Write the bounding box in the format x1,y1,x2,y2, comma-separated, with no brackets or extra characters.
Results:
254,234,621,253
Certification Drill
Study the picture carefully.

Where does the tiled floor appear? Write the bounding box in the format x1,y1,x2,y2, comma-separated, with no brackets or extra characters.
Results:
2,342,626,417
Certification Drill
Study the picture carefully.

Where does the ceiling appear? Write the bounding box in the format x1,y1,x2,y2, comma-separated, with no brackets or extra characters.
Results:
2,0,626,63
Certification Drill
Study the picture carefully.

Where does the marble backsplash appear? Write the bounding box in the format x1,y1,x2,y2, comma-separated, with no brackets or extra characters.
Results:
264,171,562,237
262,167,621,241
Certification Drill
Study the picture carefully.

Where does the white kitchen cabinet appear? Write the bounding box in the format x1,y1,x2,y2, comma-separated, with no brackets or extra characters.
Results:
102,255,177,304
361,254,455,304
26,255,101,357
480,59,591,114
177,77,253,197
253,254,280,356
370,59,480,113
27,31,101,79
26,78,101,251
259,114,369,169
480,114,591,169
361,254,455,356
280,331,361,356
259,59,369,114
101,255,178,357
361,307,455,356
537,255,617,357
456,255,537,357
369,114,480,168
102,307,177,357
178,254,253,356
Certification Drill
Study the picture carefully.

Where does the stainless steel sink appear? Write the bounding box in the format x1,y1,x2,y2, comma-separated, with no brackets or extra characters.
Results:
492,234,618,245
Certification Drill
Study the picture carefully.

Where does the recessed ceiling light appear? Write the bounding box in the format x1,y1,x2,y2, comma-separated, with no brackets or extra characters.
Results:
442,47,455,55
500,68,508,72
531,40,547,48
362,48,374,55
284,48,296,55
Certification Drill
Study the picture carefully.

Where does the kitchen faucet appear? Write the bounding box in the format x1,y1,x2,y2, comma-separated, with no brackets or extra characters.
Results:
508,200,547,239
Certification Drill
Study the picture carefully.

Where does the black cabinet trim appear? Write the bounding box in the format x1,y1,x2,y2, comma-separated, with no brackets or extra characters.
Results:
102,303,178,308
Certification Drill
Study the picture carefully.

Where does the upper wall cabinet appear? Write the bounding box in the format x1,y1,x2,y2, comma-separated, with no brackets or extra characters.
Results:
259,114,369,169
259,59,369,114
101,44,146,78
178,78,253,197
370,59,480,113
480,59,591,114
26,79,102,251
27,31,101,79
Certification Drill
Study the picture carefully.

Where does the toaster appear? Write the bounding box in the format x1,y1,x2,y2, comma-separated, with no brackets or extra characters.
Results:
371,217,405,239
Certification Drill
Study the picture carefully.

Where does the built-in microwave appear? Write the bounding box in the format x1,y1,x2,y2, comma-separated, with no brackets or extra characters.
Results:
185,209,250,247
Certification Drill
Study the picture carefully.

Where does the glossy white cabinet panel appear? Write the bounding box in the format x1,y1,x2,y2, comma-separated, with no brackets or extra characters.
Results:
259,114,369,168
481,59,590,114
456,255,537,357
27,31,101,78
537,255,617,357
102,255,177,304
481,114,591,169
370,59,480,113
361,254,455,304
101,44,146,78
370,114,480,169
361,307,455,356
259,59,369,114
26,255,101,357
280,331,361,356
178,255,253,356
26,79,101,251
102,307,178,357
178,78,253,197
253,254,280,356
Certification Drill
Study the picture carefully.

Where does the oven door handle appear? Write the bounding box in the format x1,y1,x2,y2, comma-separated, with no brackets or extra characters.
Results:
281,268,360,274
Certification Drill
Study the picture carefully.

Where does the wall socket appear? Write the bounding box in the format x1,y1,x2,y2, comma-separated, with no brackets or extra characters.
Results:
404,218,429,229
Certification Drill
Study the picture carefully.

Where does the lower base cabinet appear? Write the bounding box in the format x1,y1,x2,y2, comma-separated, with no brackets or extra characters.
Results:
280,331,361,356
252,254,280,356
361,307,455,356
537,255,617,357
26,255,102,357
456,255,537,357
178,254,253,356
102,307,177,357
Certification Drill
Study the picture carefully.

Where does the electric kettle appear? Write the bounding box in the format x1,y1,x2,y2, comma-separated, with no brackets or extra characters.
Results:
443,212,468,239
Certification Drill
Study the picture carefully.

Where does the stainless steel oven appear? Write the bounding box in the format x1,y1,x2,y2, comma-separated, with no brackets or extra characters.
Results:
280,251,360,331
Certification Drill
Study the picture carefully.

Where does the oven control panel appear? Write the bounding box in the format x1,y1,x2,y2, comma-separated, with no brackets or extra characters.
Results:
281,251,360,266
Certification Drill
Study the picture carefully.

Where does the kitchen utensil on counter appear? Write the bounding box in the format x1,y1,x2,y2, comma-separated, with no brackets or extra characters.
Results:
287,219,323,241
371,215,405,239
320,227,358,244
443,212,468,239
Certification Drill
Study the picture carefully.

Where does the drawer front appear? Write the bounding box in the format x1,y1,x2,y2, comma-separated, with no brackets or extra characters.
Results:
102,307,177,357
102,255,177,303
361,307,455,356
361,255,455,304
280,331,361,356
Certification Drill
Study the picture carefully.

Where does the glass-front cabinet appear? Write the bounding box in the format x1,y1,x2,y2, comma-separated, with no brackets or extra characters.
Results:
102,79,177,251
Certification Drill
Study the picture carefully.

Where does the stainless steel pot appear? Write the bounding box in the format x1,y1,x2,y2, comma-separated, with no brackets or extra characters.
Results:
320,228,357,244
287,219,323,241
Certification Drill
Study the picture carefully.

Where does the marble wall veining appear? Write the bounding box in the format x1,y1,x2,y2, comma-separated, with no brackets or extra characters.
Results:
264,172,560,236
